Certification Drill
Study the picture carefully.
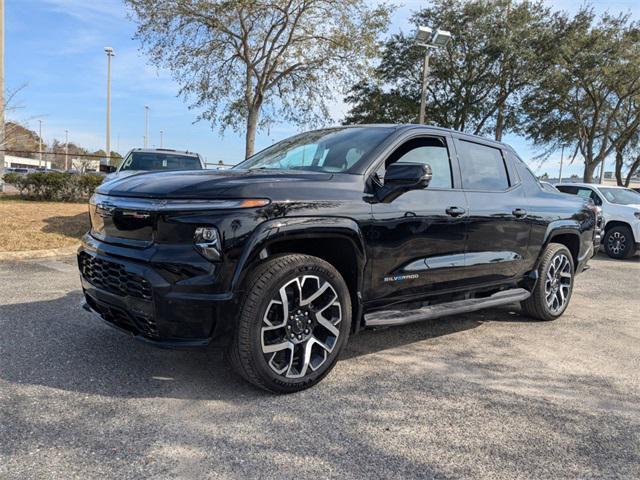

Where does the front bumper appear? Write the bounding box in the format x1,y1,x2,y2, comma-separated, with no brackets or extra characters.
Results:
78,242,236,348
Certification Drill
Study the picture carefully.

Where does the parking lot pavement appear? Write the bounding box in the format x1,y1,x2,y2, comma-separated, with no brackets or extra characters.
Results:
0,254,638,480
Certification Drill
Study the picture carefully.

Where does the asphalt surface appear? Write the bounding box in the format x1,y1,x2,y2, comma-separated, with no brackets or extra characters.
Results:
0,253,638,479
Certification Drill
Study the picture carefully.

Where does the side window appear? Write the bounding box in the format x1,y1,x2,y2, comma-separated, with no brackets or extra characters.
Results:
380,137,453,189
457,140,510,191
556,185,578,195
504,151,522,185
591,192,603,206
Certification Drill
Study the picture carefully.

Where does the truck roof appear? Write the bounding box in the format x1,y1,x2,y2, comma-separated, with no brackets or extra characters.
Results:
556,183,629,189
130,148,200,157
334,124,513,150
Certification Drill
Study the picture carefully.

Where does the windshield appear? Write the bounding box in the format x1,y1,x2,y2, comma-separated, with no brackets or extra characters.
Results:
599,187,640,205
120,152,202,172
234,127,394,173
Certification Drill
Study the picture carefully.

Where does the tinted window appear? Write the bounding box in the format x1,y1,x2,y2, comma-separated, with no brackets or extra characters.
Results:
556,185,578,194
120,152,202,172
457,140,509,190
234,127,394,173
383,137,452,189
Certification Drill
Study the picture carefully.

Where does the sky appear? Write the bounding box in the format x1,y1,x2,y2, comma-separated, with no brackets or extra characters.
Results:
4,0,640,176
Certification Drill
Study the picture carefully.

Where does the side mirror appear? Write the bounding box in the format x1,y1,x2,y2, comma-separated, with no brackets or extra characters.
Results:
376,163,432,203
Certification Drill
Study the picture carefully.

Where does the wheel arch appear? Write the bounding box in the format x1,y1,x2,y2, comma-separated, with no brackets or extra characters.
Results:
231,217,367,331
541,224,582,268
603,219,632,234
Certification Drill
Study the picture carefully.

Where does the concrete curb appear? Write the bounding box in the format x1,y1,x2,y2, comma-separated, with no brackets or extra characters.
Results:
0,244,79,261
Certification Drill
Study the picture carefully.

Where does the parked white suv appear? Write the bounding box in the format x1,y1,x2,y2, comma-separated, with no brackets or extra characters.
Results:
556,183,640,259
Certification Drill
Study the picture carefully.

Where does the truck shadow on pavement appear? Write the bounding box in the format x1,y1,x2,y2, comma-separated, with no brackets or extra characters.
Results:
2,289,639,479
1,289,544,401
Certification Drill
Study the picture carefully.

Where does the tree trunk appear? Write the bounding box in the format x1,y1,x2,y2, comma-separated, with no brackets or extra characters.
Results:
615,147,624,186
495,97,505,142
583,160,598,183
624,155,640,187
244,107,259,159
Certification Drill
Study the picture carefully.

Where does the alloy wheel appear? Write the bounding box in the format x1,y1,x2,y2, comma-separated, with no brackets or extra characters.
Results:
261,275,342,379
544,253,572,314
607,231,626,256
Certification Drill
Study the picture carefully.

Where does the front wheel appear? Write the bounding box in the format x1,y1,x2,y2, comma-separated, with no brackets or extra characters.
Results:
521,243,574,321
604,226,635,259
227,254,351,393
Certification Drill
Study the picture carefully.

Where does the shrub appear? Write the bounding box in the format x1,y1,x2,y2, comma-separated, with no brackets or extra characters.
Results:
2,171,104,202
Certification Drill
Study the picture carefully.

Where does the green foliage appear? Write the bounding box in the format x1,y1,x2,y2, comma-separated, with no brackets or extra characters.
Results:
344,0,554,140
521,9,640,182
125,0,391,157
2,172,103,201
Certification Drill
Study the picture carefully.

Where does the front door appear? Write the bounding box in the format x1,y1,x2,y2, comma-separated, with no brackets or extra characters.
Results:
366,134,469,307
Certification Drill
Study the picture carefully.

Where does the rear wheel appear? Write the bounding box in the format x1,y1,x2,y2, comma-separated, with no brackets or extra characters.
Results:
227,254,351,393
604,226,634,259
521,243,574,321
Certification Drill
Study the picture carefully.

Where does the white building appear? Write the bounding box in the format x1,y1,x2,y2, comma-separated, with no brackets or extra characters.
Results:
3,154,52,170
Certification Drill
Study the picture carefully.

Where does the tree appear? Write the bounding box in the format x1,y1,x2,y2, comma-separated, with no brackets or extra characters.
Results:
126,0,391,158
109,151,123,167
521,9,640,183
2,121,43,159
344,0,554,141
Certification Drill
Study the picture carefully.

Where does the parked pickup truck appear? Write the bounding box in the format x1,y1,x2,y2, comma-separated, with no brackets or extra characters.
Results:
78,125,597,393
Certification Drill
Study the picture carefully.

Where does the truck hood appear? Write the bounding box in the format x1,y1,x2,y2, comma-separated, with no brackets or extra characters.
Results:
96,168,334,199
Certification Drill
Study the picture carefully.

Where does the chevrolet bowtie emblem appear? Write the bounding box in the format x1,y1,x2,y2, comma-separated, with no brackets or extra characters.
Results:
95,203,116,218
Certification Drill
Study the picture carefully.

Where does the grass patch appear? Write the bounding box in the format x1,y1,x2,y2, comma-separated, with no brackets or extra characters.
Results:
0,197,89,252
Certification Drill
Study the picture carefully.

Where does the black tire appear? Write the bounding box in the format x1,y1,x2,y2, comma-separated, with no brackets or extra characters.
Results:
604,226,635,259
227,254,351,393
521,243,574,321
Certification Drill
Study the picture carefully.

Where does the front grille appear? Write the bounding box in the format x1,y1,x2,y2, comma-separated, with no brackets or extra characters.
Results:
78,252,152,300
85,294,160,338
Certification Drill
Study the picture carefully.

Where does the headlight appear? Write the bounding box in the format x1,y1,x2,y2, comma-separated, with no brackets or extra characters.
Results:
194,227,221,261
634,211,640,220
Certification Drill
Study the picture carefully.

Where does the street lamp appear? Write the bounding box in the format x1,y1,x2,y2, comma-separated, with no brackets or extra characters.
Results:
160,129,163,148
415,26,452,124
144,105,149,148
105,47,115,166
65,129,69,171
38,119,43,168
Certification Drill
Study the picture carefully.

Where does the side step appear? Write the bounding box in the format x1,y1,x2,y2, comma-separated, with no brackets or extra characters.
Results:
364,288,531,328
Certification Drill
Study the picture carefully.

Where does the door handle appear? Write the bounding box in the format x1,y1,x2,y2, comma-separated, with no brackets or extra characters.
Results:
446,206,466,217
512,208,527,218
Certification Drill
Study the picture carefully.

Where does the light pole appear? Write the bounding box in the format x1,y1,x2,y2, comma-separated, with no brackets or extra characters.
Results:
64,129,69,171
160,130,163,148
104,47,114,167
415,26,452,124
0,0,5,188
144,105,149,148
599,158,606,184
558,145,565,183
38,120,43,168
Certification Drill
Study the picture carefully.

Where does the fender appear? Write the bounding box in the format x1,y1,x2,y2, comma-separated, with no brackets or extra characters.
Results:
537,219,586,267
230,216,367,294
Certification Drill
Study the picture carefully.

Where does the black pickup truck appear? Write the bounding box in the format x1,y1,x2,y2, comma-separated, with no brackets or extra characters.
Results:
78,125,597,393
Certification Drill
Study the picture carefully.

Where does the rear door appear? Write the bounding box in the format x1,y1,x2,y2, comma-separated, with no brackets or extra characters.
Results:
453,137,531,285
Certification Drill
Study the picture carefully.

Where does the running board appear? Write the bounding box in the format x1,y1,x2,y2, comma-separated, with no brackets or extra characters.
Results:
364,288,531,328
